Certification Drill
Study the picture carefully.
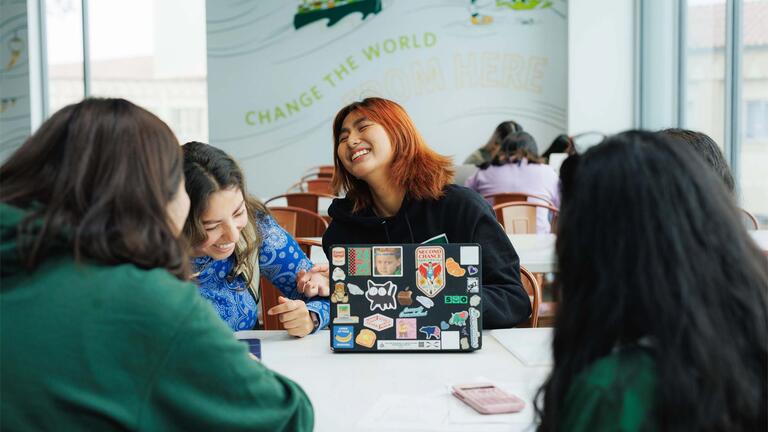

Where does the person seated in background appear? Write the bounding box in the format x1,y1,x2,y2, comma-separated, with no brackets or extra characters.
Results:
303,97,531,329
658,128,735,192
535,131,767,431
182,142,330,337
463,119,523,166
0,99,313,431
541,133,575,162
464,131,560,233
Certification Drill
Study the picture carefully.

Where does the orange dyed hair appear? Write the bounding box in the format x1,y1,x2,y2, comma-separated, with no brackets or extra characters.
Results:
331,98,454,212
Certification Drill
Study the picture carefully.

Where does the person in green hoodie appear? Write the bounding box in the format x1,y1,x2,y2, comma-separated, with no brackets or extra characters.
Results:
534,131,767,431
0,98,313,431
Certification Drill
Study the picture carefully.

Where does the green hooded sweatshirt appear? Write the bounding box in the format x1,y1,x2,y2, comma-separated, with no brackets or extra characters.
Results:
0,203,313,431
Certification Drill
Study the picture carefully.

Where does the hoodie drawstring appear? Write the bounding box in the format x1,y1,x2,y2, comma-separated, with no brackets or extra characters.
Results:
381,212,415,243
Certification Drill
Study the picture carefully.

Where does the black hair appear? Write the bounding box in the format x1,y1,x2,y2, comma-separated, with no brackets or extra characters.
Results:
536,130,768,431
659,128,735,192
542,134,574,161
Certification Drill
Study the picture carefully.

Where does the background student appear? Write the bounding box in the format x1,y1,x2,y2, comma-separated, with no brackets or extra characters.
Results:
0,99,313,431
465,131,560,233
463,119,524,166
311,97,531,329
182,142,330,337
535,131,767,431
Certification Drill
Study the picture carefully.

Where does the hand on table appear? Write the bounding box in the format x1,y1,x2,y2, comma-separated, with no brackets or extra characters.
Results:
267,296,315,337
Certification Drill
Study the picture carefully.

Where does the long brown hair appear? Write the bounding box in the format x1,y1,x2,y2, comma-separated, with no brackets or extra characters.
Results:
0,98,189,279
181,141,268,287
331,98,454,212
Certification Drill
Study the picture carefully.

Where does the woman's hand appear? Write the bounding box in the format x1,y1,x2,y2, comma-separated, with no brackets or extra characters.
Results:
297,263,330,297
267,296,315,337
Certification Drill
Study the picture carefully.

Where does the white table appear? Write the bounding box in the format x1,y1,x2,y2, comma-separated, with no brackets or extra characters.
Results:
507,234,556,273
751,230,768,254
237,328,553,431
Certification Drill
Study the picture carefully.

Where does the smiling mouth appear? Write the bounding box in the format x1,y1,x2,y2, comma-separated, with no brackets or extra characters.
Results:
213,243,235,252
351,149,370,161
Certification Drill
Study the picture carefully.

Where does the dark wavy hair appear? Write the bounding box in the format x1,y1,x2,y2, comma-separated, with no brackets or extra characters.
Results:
181,142,268,287
541,134,574,161
479,131,542,169
482,120,524,153
536,131,768,431
659,128,735,192
0,98,189,279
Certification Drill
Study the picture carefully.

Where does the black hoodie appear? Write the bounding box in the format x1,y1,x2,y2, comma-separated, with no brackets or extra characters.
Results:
322,184,531,329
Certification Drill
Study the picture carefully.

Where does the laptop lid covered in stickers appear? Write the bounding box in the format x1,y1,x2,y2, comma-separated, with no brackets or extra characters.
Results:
329,244,482,353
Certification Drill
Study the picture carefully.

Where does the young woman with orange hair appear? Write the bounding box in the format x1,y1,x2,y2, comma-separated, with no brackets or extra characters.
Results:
318,97,531,328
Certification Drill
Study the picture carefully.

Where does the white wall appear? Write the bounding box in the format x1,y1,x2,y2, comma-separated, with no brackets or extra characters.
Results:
568,0,635,136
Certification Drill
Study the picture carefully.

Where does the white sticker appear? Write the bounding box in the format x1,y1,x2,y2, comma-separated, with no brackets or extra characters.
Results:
441,331,460,350
377,340,441,350
365,280,398,312
331,247,346,266
363,313,394,331
469,307,481,349
466,277,479,294
415,295,434,309
460,246,480,266
347,283,364,295
332,267,346,281
469,295,481,307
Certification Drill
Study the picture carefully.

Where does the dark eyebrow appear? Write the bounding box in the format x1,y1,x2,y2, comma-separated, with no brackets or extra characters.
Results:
202,200,245,225
338,116,370,136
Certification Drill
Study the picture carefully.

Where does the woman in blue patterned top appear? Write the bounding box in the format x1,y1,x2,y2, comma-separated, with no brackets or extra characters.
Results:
181,142,330,337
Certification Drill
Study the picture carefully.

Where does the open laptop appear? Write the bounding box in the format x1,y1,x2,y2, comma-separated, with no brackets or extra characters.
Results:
329,244,482,352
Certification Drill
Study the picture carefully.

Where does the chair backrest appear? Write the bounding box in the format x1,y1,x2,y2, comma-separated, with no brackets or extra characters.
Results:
518,265,541,328
484,192,554,207
305,178,334,194
269,206,329,238
492,202,560,234
264,192,336,215
259,238,325,331
740,208,759,230
302,165,335,180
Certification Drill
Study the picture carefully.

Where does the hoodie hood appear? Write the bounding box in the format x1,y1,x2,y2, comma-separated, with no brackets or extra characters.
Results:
0,202,69,278
327,195,416,243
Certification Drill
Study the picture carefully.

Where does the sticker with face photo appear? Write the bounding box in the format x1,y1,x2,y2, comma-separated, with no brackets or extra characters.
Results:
372,246,403,277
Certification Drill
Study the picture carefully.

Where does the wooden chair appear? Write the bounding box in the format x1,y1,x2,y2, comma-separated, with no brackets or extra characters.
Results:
286,177,335,195
269,206,329,238
492,202,560,234
260,239,325,330
518,265,541,328
740,208,759,230
302,165,334,179
484,192,554,207
264,192,336,216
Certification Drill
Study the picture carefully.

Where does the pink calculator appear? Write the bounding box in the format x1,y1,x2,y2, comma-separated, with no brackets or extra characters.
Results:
451,383,526,414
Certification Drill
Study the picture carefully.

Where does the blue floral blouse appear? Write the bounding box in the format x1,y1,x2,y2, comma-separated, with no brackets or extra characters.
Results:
192,213,330,332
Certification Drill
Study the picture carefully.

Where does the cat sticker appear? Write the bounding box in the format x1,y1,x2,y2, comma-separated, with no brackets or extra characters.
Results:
364,280,398,312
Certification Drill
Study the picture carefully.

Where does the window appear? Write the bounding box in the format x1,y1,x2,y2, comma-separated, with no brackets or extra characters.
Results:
44,0,208,143
745,100,768,140
684,0,726,148
738,0,768,226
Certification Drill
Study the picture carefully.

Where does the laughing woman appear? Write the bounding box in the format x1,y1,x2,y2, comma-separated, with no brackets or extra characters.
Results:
182,142,330,337
314,97,531,328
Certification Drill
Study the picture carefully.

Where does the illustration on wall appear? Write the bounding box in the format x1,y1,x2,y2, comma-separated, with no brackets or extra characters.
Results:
294,0,382,30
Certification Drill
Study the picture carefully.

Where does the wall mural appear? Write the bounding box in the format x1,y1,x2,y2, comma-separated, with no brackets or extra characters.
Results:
207,0,567,197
